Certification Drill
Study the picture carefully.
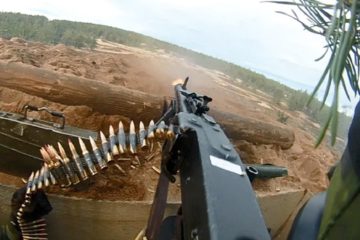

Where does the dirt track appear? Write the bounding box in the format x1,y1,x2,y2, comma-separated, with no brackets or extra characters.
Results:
0,37,339,200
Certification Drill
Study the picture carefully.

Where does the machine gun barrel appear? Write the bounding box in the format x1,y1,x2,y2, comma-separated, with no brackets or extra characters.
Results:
175,84,189,113
247,164,288,179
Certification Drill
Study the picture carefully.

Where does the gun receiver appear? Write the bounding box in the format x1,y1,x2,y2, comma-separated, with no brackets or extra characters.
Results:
145,78,271,240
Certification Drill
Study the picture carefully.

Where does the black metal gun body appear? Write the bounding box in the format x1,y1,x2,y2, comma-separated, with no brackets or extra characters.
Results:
146,80,270,239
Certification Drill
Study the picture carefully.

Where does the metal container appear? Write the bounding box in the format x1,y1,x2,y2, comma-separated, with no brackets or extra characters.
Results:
0,107,97,177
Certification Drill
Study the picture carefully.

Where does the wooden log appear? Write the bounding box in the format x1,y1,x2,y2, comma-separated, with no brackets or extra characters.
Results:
0,62,164,124
212,110,295,149
0,61,294,149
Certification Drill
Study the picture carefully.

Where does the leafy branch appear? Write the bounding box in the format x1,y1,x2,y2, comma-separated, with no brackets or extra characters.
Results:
268,0,360,146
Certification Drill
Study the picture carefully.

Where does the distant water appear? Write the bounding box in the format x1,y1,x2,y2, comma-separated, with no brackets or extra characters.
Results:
252,68,357,116
255,69,322,94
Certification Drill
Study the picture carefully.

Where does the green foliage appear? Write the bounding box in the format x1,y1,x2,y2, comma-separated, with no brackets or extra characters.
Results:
270,0,360,146
287,90,308,111
285,89,352,140
272,88,284,105
277,111,289,124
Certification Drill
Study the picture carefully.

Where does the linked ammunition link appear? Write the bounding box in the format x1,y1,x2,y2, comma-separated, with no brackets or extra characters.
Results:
16,172,49,240
30,120,174,191
16,119,174,239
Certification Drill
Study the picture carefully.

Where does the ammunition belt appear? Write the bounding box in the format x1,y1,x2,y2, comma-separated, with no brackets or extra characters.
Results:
38,120,174,188
17,120,174,240
16,175,48,240
24,119,174,189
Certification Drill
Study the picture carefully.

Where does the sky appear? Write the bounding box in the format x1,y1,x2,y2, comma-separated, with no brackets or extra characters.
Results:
0,0,357,113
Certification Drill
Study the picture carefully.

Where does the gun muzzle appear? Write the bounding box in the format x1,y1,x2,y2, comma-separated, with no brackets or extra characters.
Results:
246,164,288,179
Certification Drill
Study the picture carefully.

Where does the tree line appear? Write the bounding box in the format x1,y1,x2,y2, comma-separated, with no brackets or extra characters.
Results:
0,12,352,142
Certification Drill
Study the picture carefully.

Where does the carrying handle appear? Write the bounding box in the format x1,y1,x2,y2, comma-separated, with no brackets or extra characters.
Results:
23,105,65,129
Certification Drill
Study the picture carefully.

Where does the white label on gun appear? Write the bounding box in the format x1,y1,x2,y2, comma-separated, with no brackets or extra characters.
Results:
210,155,245,176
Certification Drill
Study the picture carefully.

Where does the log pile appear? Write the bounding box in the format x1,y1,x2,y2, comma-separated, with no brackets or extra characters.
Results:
0,62,295,149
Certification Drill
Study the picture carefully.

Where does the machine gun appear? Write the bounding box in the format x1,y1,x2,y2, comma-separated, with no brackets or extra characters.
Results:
144,77,283,240
11,77,288,240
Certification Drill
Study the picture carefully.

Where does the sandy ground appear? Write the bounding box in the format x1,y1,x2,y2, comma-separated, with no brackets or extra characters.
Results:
0,37,339,201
